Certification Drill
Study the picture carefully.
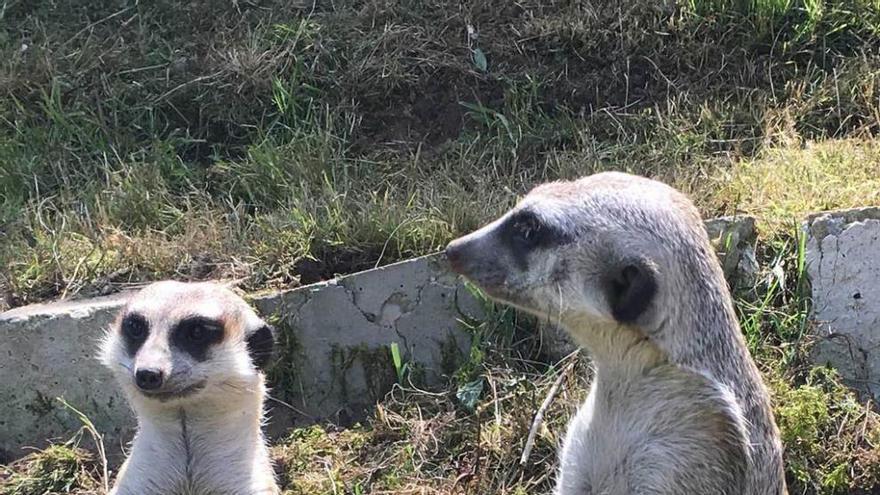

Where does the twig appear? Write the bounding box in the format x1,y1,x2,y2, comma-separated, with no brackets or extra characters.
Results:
57,397,109,493
520,361,575,466
374,218,414,269
265,395,314,421
61,7,133,49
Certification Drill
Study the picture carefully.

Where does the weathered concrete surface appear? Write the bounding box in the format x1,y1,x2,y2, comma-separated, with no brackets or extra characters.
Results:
805,207,880,400
0,255,478,464
0,293,134,464
705,215,759,290
0,215,757,463
250,255,480,437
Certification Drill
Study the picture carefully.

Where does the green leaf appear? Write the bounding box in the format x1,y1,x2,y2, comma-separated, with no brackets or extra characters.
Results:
456,378,484,412
472,48,488,72
390,342,404,383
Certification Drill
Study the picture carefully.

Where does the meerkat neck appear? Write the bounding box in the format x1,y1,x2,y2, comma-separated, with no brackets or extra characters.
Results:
563,250,746,376
131,379,270,466
119,386,274,495
647,252,752,382
564,316,667,374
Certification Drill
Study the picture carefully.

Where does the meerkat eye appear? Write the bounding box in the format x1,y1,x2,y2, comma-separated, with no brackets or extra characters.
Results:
183,320,221,343
122,313,149,341
120,313,149,356
513,213,543,244
188,324,206,342
172,317,225,360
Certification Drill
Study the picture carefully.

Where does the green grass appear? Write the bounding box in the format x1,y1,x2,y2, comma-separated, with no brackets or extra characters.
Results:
0,445,99,495
2,0,880,493
3,0,880,307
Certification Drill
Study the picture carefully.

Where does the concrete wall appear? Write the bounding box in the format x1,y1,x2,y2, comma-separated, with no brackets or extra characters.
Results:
805,207,880,400
0,216,757,463
0,255,481,464
249,255,482,437
0,294,134,464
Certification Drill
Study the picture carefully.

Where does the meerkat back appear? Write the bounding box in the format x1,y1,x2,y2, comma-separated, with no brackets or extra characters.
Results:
101,281,279,495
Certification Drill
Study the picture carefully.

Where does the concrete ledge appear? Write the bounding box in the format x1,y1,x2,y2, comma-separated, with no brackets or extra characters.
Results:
250,255,481,437
806,207,880,400
0,255,480,464
0,216,758,463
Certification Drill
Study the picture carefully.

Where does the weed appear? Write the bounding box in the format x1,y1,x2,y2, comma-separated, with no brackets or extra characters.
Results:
389,342,410,385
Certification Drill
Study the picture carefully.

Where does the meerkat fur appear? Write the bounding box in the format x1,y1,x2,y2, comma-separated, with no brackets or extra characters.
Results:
445,172,786,495
101,281,279,495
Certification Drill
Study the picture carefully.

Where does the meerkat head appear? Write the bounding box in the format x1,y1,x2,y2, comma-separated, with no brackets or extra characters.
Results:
101,281,275,405
446,172,713,338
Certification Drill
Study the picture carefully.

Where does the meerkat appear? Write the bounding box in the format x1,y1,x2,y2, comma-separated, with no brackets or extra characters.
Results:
445,172,786,495
101,281,279,495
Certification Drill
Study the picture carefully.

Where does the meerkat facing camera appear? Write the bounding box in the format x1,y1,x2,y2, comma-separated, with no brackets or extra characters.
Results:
446,172,786,495
101,281,279,495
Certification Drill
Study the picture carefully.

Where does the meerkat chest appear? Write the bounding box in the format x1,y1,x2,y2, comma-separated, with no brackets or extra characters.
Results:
557,364,749,494
124,418,275,495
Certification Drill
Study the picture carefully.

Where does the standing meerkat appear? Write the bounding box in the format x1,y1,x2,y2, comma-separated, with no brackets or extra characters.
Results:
445,172,786,495
101,281,279,495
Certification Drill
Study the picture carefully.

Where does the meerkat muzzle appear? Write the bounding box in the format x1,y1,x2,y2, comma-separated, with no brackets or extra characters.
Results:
135,368,164,391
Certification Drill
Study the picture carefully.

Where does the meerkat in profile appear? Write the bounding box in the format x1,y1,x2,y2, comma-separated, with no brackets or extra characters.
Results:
446,172,786,495
101,281,279,495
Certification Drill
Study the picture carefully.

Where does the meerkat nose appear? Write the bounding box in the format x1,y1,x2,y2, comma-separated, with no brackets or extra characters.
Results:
135,368,165,391
445,238,468,273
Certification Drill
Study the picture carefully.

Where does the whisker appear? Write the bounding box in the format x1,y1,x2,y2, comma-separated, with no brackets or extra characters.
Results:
219,381,258,394
265,394,313,420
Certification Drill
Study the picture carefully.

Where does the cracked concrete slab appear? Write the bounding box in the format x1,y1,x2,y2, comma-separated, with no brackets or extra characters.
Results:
0,292,135,465
0,216,758,463
806,207,880,400
0,255,479,464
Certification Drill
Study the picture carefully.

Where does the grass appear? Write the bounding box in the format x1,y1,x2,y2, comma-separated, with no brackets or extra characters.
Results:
3,0,880,307
0,445,99,495
710,139,880,234
2,0,880,493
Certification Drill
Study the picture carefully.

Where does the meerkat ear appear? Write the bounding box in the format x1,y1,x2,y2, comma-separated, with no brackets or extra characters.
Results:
246,324,276,371
605,259,658,323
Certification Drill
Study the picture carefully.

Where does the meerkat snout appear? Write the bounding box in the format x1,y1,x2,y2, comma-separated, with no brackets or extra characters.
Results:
101,281,280,495
447,172,787,495
134,368,163,390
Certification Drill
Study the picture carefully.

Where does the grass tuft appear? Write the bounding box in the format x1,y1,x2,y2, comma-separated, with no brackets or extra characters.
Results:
0,445,99,495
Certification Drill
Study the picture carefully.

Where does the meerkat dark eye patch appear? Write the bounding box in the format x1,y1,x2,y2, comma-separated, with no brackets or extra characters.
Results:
171,317,225,361
501,210,572,270
121,313,150,356
605,260,657,324
246,324,275,371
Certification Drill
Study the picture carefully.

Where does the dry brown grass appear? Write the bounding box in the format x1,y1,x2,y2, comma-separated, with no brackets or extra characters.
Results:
710,139,880,235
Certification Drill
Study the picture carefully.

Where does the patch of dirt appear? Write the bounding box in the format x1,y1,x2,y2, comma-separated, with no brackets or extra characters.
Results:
353,70,505,150
292,247,385,285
